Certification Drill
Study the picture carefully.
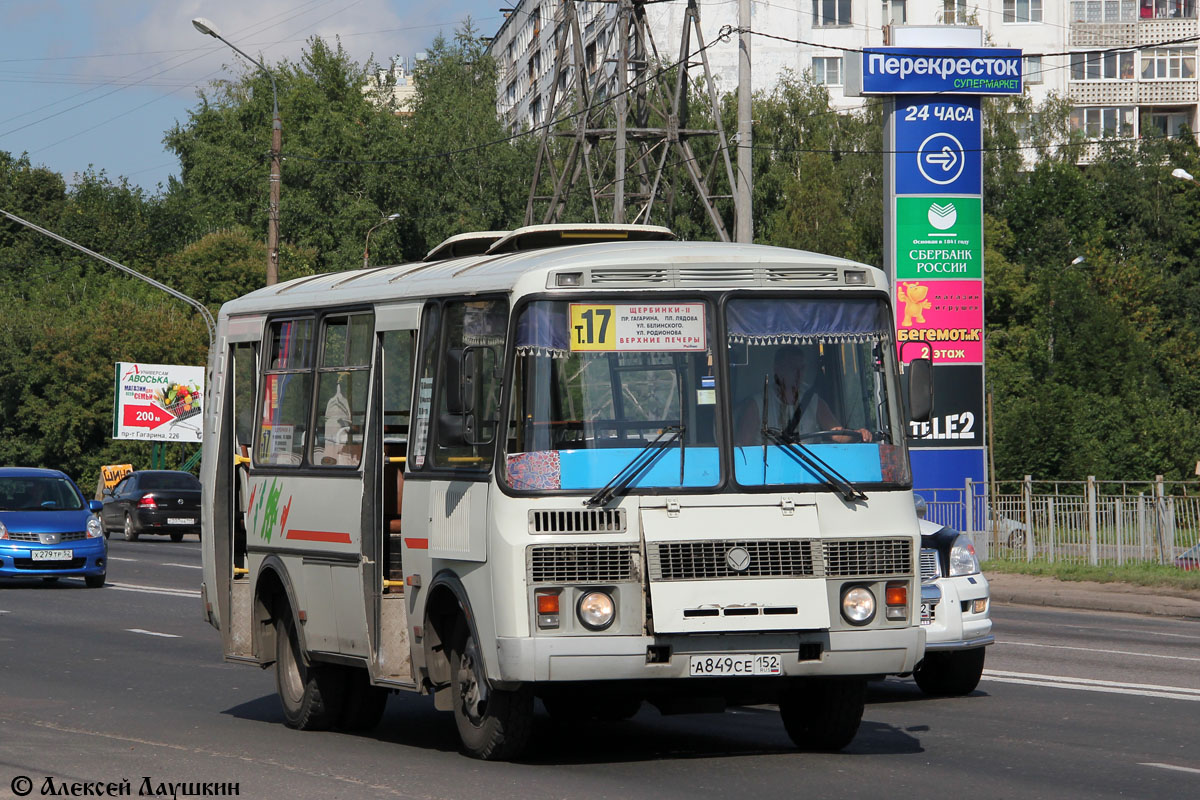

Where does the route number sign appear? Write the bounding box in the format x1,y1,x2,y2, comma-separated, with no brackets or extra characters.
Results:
569,303,706,352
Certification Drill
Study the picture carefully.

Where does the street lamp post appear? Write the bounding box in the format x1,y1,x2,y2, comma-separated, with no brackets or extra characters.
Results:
192,17,281,286
363,214,401,268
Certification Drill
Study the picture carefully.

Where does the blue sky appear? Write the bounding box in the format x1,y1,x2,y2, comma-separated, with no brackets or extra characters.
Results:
0,1,505,193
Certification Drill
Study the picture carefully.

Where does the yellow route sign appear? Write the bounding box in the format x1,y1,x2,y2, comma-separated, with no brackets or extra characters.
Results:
569,303,706,352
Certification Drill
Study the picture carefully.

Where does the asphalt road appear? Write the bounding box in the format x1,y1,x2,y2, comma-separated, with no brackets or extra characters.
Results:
1,538,1198,800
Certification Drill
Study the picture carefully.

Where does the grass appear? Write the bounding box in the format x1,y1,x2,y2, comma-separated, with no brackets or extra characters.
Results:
982,559,1200,593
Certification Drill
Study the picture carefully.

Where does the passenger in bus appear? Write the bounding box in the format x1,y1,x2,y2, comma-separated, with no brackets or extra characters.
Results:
735,345,872,445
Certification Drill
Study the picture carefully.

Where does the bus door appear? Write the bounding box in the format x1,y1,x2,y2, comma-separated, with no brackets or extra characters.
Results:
372,302,421,684
220,315,263,661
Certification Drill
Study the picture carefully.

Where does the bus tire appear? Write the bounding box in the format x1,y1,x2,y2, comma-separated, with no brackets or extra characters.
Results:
450,617,533,760
274,614,344,730
913,648,985,697
338,667,389,732
779,678,865,752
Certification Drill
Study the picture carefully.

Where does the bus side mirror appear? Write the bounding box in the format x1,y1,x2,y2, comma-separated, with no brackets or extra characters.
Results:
438,413,477,447
443,349,473,414
906,357,933,423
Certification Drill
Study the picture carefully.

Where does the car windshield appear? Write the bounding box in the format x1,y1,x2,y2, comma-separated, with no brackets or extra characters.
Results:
504,299,719,492
0,476,84,511
139,473,200,490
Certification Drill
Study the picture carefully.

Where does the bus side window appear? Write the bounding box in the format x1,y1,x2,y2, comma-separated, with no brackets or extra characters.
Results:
434,299,507,470
257,318,315,466
310,313,372,467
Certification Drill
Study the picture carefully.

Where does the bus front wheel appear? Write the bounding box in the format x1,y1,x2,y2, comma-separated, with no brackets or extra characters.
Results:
274,613,344,730
450,618,533,760
779,678,866,752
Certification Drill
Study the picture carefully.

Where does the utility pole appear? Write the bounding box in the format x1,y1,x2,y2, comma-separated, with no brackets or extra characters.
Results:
735,0,753,243
525,0,735,240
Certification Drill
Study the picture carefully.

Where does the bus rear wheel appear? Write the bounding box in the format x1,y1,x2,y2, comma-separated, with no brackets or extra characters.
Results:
274,613,344,730
450,618,533,760
778,678,866,752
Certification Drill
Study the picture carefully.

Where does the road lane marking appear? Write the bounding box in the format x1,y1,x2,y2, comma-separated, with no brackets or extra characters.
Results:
106,581,200,598
997,640,1200,663
126,628,181,638
1139,762,1200,774
983,669,1200,702
107,557,139,562
161,563,202,569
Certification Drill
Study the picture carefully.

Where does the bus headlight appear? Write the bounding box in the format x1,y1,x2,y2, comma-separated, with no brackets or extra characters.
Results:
841,586,876,625
577,591,615,631
948,535,981,576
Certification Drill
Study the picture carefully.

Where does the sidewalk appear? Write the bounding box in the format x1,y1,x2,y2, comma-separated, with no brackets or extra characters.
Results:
988,572,1200,620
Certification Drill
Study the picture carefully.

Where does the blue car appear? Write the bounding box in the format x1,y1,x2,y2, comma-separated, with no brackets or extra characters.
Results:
0,467,107,588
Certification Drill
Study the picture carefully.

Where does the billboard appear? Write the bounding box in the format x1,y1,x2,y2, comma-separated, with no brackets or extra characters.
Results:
112,362,204,443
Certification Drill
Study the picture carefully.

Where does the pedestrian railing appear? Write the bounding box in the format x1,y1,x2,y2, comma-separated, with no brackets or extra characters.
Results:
918,476,1200,566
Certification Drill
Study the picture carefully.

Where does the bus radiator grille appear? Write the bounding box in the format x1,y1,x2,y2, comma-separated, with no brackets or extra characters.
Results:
648,540,816,581
822,539,912,578
527,544,640,584
528,508,627,534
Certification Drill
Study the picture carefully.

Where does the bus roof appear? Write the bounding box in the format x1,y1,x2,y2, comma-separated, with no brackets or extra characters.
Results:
218,240,887,320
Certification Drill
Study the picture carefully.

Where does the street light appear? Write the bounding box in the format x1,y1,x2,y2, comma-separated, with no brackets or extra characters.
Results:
363,214,402,268
1172,167,1196,183
192,17,282,286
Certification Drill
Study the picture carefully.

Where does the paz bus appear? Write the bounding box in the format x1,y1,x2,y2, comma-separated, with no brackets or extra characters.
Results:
199,224,933,760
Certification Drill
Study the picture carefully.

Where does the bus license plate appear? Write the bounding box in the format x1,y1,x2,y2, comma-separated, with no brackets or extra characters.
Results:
689,654,781,677
32,549,72,561
168,518,195,525
920,602,935,625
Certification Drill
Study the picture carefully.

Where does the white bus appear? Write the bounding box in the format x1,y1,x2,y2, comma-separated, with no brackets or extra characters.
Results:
200,224,933,760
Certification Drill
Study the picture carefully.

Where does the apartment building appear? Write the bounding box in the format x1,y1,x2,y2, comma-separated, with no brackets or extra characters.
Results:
485,1,1199,149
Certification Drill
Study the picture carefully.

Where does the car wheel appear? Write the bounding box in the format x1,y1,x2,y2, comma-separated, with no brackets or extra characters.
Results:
84,572,106,589
779,678,866,751
169,531,184,543
913,648,986,697
338,666,389,732
274,612,344,730
123,515,139,542
450,616,534,760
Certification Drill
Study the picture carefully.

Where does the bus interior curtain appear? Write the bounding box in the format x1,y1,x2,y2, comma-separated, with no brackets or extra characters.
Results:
514,302,570,358
726,298,890,345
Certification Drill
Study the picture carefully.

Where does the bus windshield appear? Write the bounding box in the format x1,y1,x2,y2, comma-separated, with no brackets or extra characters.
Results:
502,295,909,495
728,296,908,488
504,299,720,492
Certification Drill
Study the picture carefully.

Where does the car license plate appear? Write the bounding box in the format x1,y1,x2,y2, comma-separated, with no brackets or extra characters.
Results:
920,602,936,625
167,517,195,525
689,654,781,677
32,549,72,561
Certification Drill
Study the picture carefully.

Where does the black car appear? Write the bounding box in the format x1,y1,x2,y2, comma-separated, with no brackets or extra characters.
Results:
100,470,201,542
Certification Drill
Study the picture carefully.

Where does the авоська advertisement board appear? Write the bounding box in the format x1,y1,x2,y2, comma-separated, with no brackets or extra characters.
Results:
112,362,204,443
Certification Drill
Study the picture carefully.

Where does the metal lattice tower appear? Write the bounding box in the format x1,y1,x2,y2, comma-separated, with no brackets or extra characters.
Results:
525,0,737,240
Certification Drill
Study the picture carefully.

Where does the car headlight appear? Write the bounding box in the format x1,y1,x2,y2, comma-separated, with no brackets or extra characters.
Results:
86,515,104,539
0,519,7,539
948,534,981,576
841,586,876,625
577,591,615,630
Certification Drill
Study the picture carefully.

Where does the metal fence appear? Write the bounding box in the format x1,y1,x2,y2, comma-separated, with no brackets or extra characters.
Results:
919,476,1200,566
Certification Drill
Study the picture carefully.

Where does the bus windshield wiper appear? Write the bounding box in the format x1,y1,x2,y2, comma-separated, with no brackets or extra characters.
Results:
584,425,684,507
762,426,867,502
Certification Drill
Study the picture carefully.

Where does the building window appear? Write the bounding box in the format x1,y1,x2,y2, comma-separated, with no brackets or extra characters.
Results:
1144,0,1197,18
1069,106,1135,138
1070,50,1136,80
883,0,907,24
1141,48,1197,79
506,80,517,106
942,0,967,24
1005,0,1044,22
1072,0,1137,22
1144,111,1192,137
813,56,843,86
813,0,852,26
530,95,542,127
1024,55,1043,83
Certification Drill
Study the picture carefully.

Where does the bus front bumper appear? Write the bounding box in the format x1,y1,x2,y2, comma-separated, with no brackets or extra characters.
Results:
494,627,924,683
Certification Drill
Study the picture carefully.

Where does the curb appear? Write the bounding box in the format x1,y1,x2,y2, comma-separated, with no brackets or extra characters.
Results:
987,574,1200,620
